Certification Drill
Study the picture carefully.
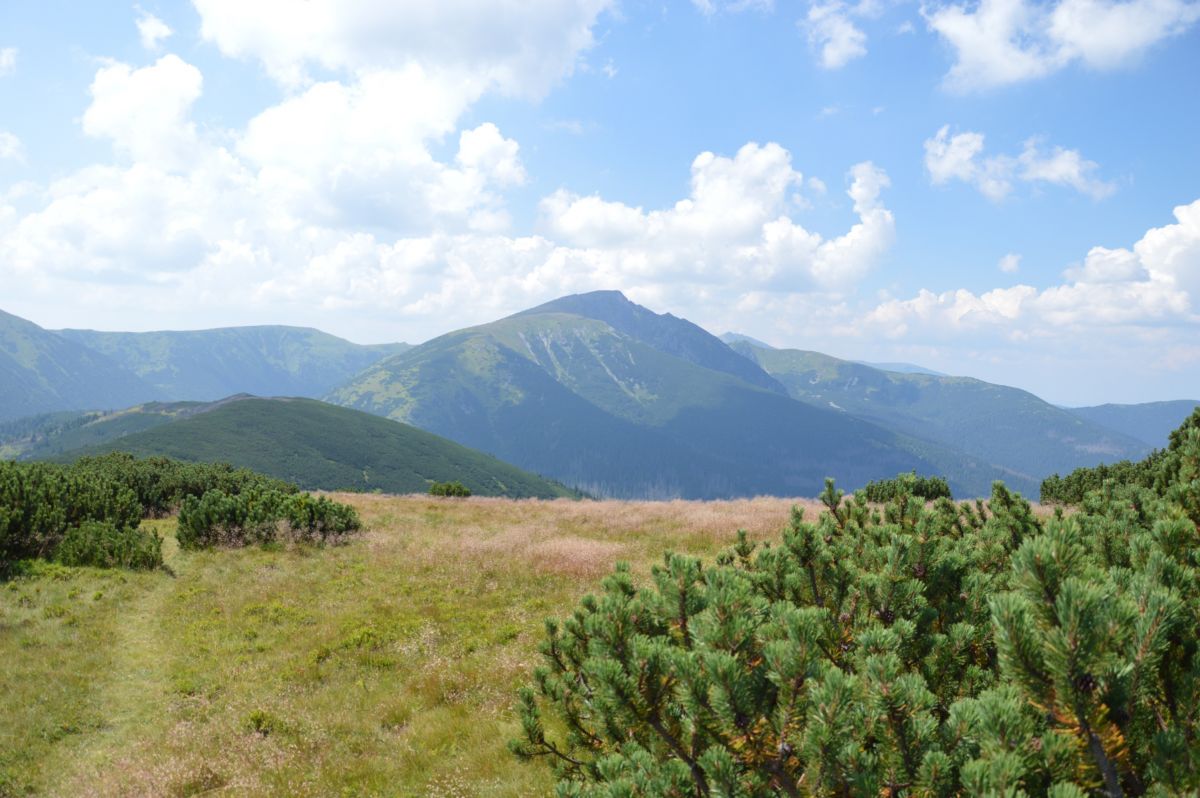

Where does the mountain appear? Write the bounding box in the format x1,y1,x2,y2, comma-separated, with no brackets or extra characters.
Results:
856,361,947,377
1068,400,1200,448
0,401,207,460
328,291,940,499
55,326,409,402
0,309,161,422
728,341,1150,490
57,396,575,498
719,332,776,350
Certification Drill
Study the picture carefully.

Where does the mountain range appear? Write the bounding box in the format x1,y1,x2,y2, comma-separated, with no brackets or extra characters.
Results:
2,294,1195,499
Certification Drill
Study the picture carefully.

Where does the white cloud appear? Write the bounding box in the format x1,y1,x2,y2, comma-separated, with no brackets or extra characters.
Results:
136,9,173,51
0,48,15,77
82,55,203,171
807,2,869,68
998,253,1021,273
926,0,1200,91
924,125,1114,200
539,143,894,291
0,131,21,162
863,198,1199,340
192,0,612,96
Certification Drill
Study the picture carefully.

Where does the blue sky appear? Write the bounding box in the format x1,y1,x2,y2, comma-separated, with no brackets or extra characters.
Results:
0,0,1198,404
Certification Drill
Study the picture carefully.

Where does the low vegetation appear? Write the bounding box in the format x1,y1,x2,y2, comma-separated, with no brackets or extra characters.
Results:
858,470,952,502
514,412,1200,795
430,480,472,497
177,489,360,549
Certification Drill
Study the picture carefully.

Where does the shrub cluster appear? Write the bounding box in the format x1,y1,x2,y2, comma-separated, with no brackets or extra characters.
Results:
429,480,472,497
1041,406,1199,505
858,470,952,503
513,410,1200,796
177,489,360,550
71,452,297,517
0,460,153,570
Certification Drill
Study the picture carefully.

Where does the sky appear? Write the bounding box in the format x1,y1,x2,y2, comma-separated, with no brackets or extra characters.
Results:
0,0,1198,405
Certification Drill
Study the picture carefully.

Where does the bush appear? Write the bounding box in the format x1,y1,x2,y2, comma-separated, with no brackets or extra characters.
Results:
429,480,471,497
858,470,951,503
54,520,163,570
512,416,1200,795
177,489,360,550
0,461,141,565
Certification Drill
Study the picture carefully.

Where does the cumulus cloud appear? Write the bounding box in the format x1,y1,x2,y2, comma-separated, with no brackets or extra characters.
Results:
192,0,612,96
924,125,1115,200
692,0,775,14
862,198,1200,340
539,143,895,290
806,2,869,68
135,9,173,51
925,0,1200,91
82,55,203,171
0,48,15,77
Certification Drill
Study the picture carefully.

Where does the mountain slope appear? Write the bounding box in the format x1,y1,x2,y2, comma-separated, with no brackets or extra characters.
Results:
56,326,409,402
329,292,937,499
730,341,1150,486
1068,400,1200,448
0,309,161,421
0,401,205,460
59,396,575,498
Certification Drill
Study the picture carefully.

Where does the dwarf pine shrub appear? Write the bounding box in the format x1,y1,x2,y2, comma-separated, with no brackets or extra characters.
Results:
513,410,1200,797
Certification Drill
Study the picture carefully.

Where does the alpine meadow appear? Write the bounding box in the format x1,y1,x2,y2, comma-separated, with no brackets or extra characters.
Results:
2,3,1199,798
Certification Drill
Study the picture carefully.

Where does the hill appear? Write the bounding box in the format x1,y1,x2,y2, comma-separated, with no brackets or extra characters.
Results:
329,291,940,499
1067,399,1200,447
728,340,1150,488
0,401,204,460
55,325,409,402
60,396,575,498
0,309,161,422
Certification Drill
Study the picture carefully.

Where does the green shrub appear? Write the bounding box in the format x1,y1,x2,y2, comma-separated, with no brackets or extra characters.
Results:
54,520,163,571
177,489,360,550
429,480,471,498
513,415,1200,795
858,470,952,503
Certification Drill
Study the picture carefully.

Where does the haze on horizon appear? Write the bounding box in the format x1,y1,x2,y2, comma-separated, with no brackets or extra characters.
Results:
0,1,1197,406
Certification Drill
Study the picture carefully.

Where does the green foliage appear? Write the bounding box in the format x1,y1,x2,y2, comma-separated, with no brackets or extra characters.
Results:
429,481,471,497
514,408,1200,797
0,460,141,567
177,489,360,550
62,397,577,499
859,470,952,503
1041,406,1200,505
54,520,163,570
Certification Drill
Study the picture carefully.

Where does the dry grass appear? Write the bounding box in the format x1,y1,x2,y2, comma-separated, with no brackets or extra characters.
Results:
1,493,811,797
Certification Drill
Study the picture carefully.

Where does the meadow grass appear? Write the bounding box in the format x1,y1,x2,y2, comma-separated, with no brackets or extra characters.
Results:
0,494,815,797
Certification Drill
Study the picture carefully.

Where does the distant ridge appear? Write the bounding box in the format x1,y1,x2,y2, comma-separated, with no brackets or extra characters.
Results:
330,290,938,499
1068,400,1200,448
0,308,161,422
57,396,576,499
55,325,409,402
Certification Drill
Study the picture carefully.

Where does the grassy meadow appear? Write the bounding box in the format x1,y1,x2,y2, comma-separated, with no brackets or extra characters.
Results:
0,493,823,797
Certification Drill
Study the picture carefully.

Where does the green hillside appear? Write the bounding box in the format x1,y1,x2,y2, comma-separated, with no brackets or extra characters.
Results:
0,309,161,422
56,325,409,401
1068,399,1200,447
329,292,938,499
0,401,203,460
60,396,575,499
730,341,1150,487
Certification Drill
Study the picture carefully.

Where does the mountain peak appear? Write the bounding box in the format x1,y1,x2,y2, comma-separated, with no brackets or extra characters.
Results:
513,291,785,394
